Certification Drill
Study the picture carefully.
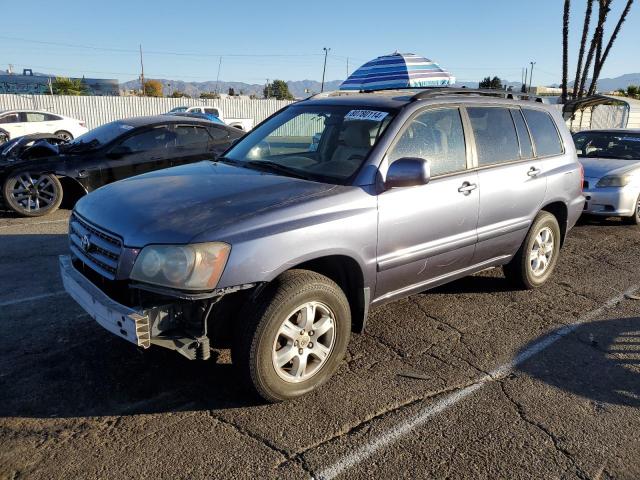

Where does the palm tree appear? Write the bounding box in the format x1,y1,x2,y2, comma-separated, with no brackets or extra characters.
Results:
572,0,594,99
561,0,571,103
578,0,611,98
588,0,635,94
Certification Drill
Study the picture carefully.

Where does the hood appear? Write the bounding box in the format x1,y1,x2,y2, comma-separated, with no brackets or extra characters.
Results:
579,157,640,180
74,161,337,246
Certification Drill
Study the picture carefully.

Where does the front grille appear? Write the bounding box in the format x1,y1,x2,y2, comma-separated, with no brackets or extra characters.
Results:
69,213,122,280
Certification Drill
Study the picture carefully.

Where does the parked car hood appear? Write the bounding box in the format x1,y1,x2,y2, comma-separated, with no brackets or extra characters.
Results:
579,157,640,179
74,161,338,246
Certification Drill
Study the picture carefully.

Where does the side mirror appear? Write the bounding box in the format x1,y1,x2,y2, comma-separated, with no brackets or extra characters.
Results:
385,157,431,189
107,145,133,159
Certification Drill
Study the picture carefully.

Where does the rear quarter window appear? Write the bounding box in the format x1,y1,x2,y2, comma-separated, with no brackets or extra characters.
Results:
522,108,563,157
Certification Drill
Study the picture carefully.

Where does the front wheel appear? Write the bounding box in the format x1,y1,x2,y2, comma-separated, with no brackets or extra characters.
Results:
233,270,351,402
504,211,561,289
2,172,63,217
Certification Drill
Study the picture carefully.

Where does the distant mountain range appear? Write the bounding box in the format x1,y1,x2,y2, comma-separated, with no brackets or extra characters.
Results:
119,78,344,99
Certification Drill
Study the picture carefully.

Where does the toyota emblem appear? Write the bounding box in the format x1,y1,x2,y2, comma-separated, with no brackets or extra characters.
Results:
81,234,92,252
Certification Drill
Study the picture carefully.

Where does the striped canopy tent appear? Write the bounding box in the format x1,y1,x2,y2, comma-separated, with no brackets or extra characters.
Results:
340,52,455,91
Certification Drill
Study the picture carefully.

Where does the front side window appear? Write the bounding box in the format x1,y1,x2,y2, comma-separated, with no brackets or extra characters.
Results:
388,108,466,176
120,127,174,152
522,108,563,157
225,105,395,183
573,131,640,160
467,107,520,166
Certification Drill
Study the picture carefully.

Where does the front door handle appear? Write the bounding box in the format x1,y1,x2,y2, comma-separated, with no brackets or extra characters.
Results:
527,167,542,177
458,182,478,195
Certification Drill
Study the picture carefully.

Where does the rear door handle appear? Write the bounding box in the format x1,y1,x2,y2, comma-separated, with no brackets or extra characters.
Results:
527,167,542,177
458,182,478,195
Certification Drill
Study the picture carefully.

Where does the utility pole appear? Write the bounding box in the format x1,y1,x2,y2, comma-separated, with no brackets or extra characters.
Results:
139,44,145,96
321,47,331,92
215,56,223,94
528,61,536,94
346,57,349,78
523,67,528,92
265,78,270,99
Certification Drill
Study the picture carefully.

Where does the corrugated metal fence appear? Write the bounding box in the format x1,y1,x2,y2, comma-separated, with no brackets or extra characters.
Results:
0,94,296,130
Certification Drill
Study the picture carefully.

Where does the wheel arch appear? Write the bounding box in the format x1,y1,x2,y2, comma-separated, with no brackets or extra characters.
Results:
56,175,88,209
540,201,568,246
284,254,368,334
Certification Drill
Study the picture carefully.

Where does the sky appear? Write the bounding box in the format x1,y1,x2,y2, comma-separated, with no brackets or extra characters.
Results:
1,0,638,86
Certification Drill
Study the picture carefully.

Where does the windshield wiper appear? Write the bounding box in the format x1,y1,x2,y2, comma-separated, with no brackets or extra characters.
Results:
244,160,312,180
214,156,243,166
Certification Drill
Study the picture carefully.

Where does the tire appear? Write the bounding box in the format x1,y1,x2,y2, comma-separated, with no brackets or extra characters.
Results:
232,269,351,402
2,172,63,217
622,194,640,226
503,211,561,289
54,130,73,141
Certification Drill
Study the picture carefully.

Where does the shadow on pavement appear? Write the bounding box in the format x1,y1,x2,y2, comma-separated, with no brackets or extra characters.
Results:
516,316,640,407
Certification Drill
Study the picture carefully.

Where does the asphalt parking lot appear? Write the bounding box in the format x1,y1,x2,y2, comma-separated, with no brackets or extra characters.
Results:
1,209,639,480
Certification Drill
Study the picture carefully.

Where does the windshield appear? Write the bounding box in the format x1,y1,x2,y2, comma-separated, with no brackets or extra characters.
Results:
224,105,395,183
169,107,188,113
573,131,640,160
66,121,135,150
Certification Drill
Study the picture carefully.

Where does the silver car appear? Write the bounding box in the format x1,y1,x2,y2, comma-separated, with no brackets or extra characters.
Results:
59,89,584,401
575,129,640,224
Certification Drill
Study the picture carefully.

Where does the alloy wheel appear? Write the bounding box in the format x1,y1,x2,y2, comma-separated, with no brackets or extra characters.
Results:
529,226,554,276
9,173,57,212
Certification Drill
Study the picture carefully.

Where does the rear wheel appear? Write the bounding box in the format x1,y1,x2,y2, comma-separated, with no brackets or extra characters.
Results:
232,270,351,402
54,130,73,141
504,211,561,289
622,194,640,226
2,172,63,217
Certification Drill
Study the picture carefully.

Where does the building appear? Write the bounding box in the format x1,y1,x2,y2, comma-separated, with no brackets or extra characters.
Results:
0,70,119,96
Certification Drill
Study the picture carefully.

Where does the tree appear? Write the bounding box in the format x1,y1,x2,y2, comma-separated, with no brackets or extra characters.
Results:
479,76,503,89
588,0,634,95
143,79,163,97
572,0,594,99
561,0,571,103
617,85,640,98
169,91,190,98
578,0,611,98
51,77,87,96
200,92,220,99
228,87,235,96
264,80,294,100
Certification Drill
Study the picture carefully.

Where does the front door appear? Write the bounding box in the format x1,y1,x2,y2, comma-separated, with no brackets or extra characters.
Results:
375,107,479,302
465,106,547,264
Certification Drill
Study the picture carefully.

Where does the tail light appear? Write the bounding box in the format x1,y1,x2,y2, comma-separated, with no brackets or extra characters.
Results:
579,164,584,192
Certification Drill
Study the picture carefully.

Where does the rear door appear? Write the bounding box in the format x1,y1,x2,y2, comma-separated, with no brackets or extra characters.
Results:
466,106,547,264
170,124,218,167
22,111,50,135
375,106,479,301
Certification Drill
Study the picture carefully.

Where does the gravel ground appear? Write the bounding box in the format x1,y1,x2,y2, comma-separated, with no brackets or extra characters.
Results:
0,209,639,480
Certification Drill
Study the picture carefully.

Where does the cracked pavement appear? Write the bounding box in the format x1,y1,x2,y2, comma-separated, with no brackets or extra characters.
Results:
1,210,639,479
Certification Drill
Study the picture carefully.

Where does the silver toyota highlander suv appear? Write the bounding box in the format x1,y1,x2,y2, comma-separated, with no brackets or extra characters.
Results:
59,88,585,401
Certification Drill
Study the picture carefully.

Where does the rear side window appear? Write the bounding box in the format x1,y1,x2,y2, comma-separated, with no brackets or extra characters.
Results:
511,109,533,159
388,108,467,177
522,108,563,157
175,125,212,147
25,112,46,122
467,107,520,166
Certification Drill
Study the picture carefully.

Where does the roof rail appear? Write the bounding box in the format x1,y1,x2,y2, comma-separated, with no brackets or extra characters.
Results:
410,87,544,103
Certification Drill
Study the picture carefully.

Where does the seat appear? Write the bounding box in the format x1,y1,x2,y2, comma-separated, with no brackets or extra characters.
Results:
330,122,372,164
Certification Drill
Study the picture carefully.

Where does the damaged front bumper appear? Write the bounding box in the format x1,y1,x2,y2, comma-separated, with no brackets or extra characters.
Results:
59,254,232,360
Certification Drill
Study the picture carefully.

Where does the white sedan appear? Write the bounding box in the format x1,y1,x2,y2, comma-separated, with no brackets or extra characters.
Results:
0,109,88,141
576,129,640,225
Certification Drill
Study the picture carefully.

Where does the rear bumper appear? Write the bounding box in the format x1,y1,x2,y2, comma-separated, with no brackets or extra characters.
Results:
582,185,638,217
59,254,151,348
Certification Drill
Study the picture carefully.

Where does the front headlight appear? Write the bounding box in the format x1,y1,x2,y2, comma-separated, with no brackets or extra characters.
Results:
130,242,230,290
596,175,631,188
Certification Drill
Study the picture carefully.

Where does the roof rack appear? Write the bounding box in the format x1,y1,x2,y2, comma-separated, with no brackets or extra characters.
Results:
409,87,544,103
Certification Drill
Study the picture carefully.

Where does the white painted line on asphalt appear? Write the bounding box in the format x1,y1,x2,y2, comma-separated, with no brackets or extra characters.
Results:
0,219,68,230
0,290,66,307
313,285,639,480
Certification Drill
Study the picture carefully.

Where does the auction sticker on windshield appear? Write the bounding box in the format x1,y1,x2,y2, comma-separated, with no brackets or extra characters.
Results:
345,110,389,122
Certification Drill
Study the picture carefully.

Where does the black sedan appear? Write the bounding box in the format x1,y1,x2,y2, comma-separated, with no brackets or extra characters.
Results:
0,115,243,217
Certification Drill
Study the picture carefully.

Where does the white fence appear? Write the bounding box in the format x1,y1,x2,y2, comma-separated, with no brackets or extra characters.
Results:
0,94,296,130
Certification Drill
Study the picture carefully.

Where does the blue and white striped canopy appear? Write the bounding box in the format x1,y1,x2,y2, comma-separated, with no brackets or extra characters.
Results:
340,53,455,91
